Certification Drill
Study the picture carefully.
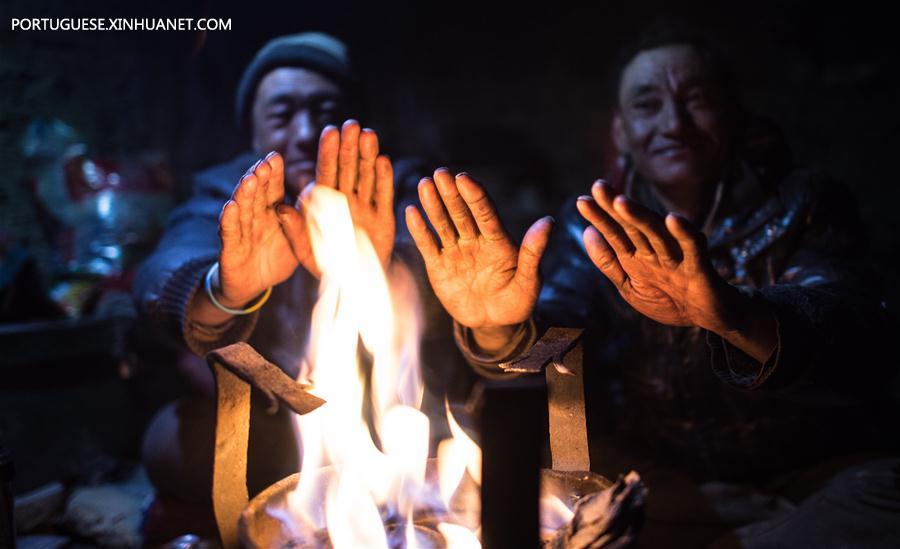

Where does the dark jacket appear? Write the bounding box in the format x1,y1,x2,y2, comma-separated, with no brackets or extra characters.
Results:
459,160,899,481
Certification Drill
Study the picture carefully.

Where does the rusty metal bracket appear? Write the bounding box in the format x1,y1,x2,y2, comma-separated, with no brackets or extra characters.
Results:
499,327,590,473
207,342,325,549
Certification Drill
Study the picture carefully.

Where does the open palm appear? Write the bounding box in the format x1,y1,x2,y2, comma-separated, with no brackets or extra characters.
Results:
218,153,304,307
217,121,397,307
405,170,553,330
576,181,733,332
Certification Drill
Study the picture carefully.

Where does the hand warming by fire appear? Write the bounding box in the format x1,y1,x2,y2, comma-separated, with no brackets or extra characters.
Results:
189,120,396,328
406,170,777,365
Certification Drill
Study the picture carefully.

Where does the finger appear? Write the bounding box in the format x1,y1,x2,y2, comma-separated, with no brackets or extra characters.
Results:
455,173,508,242
613,195,681,264
374,154,394,214
357,128,379,202
276,203,319,278
583,226,628,289
433,168,478,241
665,213,708,269
417,177,458,248
575,195,634,257
337,119,360,194
514,216,554,287
233,158,260,200
235,172,257,239
591,181,653,256
264,151,285,205
315,125,340,188
404,205,441,265
219,199,242,247
251,156,272,227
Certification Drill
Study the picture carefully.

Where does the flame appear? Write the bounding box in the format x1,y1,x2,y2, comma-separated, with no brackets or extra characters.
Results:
540,495,575,536
438,523,482,548
277,186,572,547
281,186,441,548
445,402,482,486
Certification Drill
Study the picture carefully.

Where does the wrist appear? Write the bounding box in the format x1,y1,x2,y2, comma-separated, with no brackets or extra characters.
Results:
702,284,778,364
700,283,751,336
211,264,255,309
205,262,271,315
471,322,527,352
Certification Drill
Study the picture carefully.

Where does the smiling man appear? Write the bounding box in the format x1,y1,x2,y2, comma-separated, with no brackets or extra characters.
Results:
406,25,900,548
612,43,733,216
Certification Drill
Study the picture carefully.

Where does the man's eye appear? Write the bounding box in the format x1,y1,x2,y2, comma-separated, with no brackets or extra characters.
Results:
632,99,660,113
267,111,290,126
686,91,713,108
314,102,340,122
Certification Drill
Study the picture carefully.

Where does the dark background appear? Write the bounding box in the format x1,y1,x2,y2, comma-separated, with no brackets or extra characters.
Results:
1,0,899,492
3,0,900,267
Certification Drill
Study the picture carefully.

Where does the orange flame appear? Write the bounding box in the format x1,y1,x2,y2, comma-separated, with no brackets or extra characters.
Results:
278,186,577,546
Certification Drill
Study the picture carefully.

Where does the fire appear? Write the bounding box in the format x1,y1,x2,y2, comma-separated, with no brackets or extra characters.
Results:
540,495,574,537
270,186,576,547
277,185,479,548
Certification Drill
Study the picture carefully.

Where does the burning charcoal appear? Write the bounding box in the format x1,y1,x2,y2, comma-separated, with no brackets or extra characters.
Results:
545,471,646,549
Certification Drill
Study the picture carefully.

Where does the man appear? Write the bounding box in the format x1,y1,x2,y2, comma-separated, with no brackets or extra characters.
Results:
406,28,900,547
134,32,469,539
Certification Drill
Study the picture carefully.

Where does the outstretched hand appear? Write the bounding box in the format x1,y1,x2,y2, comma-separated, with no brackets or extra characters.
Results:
576,180,734,331
576,181,777,363
280,119,396,270
215,120,396,311
404,169,554,330
215,152,305,308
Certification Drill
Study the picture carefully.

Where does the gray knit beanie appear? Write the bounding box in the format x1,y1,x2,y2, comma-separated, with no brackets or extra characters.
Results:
235,32,355,132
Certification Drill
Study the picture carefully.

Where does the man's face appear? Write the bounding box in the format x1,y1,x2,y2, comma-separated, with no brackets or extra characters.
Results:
614,44,730,190
251,67,344,199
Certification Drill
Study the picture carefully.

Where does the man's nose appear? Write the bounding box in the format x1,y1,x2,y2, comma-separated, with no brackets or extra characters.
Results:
289,110,318,151
660,99,691,136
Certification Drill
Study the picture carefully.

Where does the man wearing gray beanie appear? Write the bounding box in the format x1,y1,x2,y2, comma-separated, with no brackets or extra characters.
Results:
236,31,358,199
133,32,470,542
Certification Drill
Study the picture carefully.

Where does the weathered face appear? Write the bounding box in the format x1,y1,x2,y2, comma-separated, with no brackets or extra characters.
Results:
613,44,730,191
251,67,344,199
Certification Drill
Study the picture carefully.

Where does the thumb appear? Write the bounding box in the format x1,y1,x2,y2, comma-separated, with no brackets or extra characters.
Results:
514,216,555,287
